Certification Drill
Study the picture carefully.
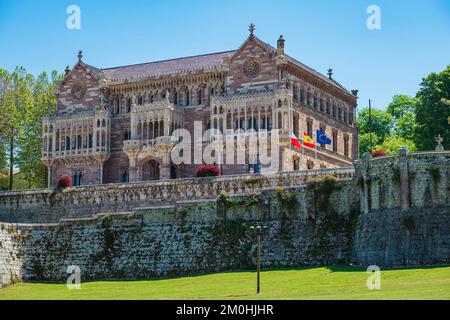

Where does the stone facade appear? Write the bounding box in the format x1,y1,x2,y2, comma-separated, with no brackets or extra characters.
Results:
41,26,358,187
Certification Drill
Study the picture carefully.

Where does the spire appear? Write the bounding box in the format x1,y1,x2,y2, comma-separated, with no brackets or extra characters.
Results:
327,68,333,79
77,50,83,63
249,23,255,36
64,66,71,76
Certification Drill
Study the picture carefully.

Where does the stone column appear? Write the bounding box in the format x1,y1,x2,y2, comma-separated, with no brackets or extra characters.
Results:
398,146,410,211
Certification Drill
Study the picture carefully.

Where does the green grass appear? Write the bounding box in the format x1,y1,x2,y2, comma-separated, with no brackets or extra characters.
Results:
1,265,449,300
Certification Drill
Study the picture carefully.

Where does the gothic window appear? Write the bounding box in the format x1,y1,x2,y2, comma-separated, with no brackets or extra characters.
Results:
66,136,71,150
88,134,93,148
344,110,348,123
307,160,314,170
349,111,354,125
101,131,106,147
96,132,100,146
97,120,100,127
186,90,190,106
127,99,132,112
300,87,304,103
122,169,129,183
102,119,106,127
197,89,204,105
306,118,313,138
293,85,299,101
73,171,83,187
138,96,143,105
344,135,349,157
332,105,337,118
173,91,178,105
77,135,82,149
326,101,330,114
332,131,338,152
150,95,154,103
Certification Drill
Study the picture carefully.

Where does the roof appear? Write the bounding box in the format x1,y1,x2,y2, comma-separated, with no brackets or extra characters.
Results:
99,35,352,97
101,51,235,82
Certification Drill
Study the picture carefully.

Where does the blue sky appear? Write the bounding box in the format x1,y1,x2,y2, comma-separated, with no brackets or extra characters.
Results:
0,0,449,110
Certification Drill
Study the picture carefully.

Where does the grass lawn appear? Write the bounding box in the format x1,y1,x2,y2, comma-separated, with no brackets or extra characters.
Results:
1,265,449,300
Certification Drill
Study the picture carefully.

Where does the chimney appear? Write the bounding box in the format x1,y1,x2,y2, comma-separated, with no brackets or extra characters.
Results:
277,35,285,55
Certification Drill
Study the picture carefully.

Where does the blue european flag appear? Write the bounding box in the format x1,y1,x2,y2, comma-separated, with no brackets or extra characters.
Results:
316,129,331,145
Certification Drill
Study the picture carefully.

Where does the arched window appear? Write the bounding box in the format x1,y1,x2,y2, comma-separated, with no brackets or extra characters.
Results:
122,169,129,183
127,99,132,112
102,119,106,127
97,120,100,127
101,131,106,147
197,89,203,105
173,91,178,105
138,96,143,105
186,90,190,106
77,135,82,149
66,137,71,150
88,134,93,148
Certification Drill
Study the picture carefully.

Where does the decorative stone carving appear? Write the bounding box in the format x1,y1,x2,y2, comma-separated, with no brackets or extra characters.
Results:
243,59,260,79
71,82,87,100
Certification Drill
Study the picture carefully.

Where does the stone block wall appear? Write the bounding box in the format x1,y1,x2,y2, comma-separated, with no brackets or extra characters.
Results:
0,224,25,287
2,181,358,283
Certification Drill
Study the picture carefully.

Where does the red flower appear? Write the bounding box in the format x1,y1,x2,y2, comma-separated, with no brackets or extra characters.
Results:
371,150,387,158
57,176,72,189
196,164,221,177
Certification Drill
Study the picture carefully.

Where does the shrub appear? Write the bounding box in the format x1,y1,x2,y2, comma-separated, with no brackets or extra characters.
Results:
196,164,220,177
371,150,387,157
57,176,72,189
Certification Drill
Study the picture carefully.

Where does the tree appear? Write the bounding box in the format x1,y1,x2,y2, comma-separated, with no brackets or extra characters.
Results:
386,94,417,141
0,67,33,190
414,65,450,151
376,135,416,155
16,71,61,188
357,107,393,155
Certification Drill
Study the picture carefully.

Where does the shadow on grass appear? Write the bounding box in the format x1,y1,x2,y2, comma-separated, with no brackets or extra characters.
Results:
20,264,450,286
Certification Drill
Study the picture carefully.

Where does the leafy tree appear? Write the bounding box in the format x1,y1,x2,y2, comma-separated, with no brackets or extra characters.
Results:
16,71,61,188
357,107,393,154
386,94,417,141
0,67,33,190
414,65,450,151
376,135,416,154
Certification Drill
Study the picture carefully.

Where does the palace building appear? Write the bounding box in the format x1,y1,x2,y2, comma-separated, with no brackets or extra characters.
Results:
42,25,359,187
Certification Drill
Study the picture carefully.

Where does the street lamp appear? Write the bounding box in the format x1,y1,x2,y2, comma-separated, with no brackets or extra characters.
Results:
250,225,267,294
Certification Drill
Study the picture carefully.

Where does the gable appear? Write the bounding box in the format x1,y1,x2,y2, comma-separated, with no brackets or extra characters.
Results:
56,63,103,114
227,37,278,92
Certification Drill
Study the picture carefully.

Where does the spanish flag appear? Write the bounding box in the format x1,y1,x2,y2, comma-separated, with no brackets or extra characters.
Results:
303,131,315,148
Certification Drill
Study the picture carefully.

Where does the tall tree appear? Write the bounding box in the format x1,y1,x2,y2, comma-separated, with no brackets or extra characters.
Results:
414,65,450,151
16,71,61,188
0,68,32,190
386,94,417,142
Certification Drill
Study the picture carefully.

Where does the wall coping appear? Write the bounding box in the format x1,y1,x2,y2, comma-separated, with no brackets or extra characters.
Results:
0,167,355,198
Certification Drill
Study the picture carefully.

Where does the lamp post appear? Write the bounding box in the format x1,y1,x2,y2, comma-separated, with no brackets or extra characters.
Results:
250,225,267,294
